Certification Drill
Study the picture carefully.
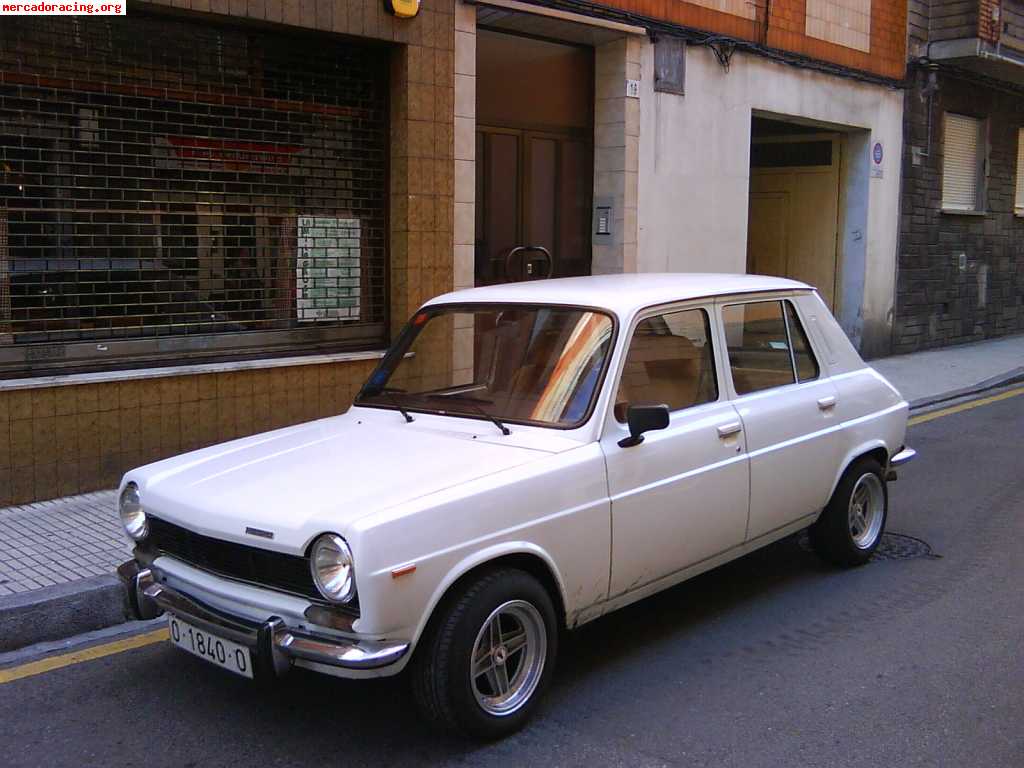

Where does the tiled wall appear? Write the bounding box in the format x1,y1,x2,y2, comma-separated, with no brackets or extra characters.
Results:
593,37,642,276
0,359,380,506
688,0,758,21
0,0,456,505
805,0,872,53
599,0,906,80
452,1,476,385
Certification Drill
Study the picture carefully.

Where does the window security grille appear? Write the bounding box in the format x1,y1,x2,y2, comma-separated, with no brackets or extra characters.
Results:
0,15,388,376
942,113,984,212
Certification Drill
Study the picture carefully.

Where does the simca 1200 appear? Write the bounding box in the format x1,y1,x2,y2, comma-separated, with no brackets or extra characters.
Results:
118,273,914,737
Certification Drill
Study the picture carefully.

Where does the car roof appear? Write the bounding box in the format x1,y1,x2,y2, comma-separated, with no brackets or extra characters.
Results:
425,273,813,317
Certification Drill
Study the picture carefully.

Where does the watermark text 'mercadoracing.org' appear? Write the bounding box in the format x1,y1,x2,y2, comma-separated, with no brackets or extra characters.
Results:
2,2,124,13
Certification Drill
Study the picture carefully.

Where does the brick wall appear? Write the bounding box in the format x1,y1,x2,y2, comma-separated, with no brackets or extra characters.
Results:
979,0,1000,42
598,0,907,80
894,71,1024,352
767,0,907,79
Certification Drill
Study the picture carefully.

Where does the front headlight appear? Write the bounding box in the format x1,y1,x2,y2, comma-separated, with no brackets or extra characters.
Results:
310,533,356,604
119,482,148,541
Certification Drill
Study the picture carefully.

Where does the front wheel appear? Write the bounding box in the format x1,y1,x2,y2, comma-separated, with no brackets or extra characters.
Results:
411,568,558,738
810,457,888,567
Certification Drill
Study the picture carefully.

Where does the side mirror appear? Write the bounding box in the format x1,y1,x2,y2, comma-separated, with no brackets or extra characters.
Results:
618,404,670,448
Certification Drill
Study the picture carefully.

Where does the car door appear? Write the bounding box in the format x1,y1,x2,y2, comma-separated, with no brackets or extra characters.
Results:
601,304,750,599
719,295,842,542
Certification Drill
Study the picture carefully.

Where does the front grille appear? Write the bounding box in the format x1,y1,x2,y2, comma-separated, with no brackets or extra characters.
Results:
144,516,350,610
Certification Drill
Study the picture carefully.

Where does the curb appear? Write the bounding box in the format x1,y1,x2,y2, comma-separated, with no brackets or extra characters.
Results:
0,574,130,653
907,367,1024,411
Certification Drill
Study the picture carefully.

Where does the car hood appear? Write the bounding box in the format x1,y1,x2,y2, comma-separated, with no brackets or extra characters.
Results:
127,412,559,554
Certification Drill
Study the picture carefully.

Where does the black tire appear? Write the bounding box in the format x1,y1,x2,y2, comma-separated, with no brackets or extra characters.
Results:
410,568,558,739
810,457,888,567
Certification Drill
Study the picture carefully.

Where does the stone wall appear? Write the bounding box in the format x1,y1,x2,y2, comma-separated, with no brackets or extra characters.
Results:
895,68,1024,352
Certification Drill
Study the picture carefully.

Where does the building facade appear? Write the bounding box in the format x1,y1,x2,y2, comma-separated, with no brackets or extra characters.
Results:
1,0,910,506
460,0,906,360
0,0,456,504
895,0,1024,352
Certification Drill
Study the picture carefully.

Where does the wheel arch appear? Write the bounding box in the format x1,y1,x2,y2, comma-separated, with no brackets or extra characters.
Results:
827,440,890,501
409,543,569,654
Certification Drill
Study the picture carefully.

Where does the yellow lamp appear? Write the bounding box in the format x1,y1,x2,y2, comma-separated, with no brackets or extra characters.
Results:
386,0,421,18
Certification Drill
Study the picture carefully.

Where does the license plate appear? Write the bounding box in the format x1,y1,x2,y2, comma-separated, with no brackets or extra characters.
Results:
168,614,254,679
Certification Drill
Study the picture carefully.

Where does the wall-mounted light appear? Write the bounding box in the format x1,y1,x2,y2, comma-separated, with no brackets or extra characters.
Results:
384,0,420,19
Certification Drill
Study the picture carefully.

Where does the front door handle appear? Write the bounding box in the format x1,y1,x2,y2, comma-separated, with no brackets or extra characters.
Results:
817,395,837,410
717,422,742,438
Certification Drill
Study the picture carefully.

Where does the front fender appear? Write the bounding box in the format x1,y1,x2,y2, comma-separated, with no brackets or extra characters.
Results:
409,541,569,650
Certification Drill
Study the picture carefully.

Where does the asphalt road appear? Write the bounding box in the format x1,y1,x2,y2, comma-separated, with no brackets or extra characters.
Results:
2,393,1023,767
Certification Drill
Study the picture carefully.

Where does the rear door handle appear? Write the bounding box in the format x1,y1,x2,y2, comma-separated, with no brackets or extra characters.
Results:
717,422,742,438
817,396,837,410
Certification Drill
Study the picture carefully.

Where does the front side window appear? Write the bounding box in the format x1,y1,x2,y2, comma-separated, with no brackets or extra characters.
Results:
615,308,717,421
723,299,821,395
357,305,615,429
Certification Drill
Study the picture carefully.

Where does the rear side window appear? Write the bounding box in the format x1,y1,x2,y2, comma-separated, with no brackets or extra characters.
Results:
723,299,820,395
786,302,819,382
615,307,718,421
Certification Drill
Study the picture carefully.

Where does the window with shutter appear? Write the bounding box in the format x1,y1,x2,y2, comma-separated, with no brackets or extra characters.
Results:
942,113,985,212
1016,129,1024,215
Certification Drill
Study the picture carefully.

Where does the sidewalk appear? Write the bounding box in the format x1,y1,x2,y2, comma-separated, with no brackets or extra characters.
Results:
871,333,1024,408
2,332,1023,653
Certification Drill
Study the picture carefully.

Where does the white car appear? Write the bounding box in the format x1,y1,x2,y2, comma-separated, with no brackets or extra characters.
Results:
118,273,915,737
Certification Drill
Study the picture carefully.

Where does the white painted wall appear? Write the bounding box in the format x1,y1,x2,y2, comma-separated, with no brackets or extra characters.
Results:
635,43,904,354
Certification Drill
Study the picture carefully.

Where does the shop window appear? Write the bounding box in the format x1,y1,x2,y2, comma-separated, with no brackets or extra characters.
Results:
942,113,987,213
0,16,388,376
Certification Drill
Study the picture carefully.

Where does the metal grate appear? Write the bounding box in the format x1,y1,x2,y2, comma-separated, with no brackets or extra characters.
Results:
0,15,388,375
143,515,354,609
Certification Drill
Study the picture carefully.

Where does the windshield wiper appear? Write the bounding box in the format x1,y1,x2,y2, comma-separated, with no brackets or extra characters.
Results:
434,394,510,436
366,386,414,423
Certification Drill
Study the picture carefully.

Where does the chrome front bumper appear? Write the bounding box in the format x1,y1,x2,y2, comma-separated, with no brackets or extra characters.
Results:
118,560,408,676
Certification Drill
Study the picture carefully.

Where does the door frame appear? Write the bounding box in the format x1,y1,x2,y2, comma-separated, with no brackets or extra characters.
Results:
747,133,843,308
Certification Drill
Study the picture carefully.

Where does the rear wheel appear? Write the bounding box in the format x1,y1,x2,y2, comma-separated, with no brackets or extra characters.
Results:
810,457,887,567
411,568,558,738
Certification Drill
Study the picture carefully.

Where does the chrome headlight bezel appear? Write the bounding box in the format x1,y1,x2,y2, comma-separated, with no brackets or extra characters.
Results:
310,533,356,604
119,482,148,541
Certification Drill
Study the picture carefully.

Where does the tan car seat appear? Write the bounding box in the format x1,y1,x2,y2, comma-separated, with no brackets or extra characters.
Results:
615,333,712,420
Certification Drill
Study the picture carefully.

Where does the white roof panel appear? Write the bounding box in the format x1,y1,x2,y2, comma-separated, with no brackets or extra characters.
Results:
425,273,813,317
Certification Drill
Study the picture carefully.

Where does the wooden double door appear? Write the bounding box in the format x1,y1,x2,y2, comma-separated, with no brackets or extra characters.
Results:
475,127,592,286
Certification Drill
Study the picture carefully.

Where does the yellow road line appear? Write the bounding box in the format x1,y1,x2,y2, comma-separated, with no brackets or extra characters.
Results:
908,385,1024,427
0,627,168,685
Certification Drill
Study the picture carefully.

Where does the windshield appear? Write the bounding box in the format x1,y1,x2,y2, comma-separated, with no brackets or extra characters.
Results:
356,305,616,428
